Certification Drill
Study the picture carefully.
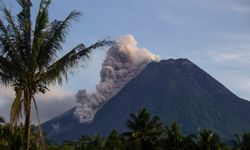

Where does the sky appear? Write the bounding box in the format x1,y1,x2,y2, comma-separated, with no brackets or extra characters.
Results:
0,0,249,122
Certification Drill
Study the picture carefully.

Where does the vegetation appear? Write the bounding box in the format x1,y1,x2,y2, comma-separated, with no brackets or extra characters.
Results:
0,0,112,149
0,123,40,150
232,133,250,150
1,108,249,150
123,108,163,150
161,121,195,150
0,0,248,150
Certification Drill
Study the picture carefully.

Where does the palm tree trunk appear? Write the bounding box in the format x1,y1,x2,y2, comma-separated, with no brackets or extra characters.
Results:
23,91,32,150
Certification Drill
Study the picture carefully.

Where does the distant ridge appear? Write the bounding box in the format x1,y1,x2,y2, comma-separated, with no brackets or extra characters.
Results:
43,58,250,144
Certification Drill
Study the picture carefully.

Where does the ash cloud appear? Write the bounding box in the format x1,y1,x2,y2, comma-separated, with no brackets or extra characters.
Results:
74,35,160,123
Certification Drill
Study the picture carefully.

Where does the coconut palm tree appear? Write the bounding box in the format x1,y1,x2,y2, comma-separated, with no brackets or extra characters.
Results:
105,130,124,150
123,108,163,150
195,129,221,150
0,0,113,149
162,121,183,149
87,134,106,150
233,133,250,150
161,122,195,150
75,135,91,150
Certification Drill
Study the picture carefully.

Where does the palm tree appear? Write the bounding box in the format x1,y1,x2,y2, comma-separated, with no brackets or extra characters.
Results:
162,121,195,150
233,132,250,150
0,0,113,149
75,135,91,150
60,141,77,150
195,129,221,150
87,134,106,150
123,108,163,150
105,130,124,150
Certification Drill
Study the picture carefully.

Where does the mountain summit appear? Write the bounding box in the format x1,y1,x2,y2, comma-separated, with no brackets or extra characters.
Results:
43,58,250,144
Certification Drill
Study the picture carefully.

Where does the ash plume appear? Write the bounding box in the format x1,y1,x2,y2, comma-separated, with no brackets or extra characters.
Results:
74,35,160,123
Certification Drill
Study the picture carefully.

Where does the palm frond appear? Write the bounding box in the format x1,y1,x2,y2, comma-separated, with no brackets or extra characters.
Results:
32,97,46,150
1,6,27,64
10,88,23,125
0,56,19,86
38,40,113,85
31,0,51,68
16,0,32,59
0,19,17,60
0,20,25,76
1,5,21,39
34,0,51,34
127,119,139,130
37,11,81,70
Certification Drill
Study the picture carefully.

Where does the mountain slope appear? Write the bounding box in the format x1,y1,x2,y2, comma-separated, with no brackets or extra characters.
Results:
43,58,250,144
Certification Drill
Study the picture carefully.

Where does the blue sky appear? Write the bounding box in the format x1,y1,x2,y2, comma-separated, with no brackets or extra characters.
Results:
0,0,250,122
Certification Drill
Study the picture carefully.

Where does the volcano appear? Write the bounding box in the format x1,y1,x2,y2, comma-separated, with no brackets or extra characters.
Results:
42,58,250,144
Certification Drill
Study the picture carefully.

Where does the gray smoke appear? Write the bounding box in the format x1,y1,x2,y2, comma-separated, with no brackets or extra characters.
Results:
74,35,160,123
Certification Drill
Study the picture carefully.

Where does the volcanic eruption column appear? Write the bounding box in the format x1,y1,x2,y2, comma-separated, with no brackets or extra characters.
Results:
74,35,160,123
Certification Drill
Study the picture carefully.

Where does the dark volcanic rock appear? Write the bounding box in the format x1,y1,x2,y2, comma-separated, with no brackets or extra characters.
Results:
43,58,250,144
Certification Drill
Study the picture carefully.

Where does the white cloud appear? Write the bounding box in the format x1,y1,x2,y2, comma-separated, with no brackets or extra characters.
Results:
155,9,203,27
210,50,250,65
0,85,76,123
205,41,250,100
214,71,250,100
0,87,14,102
211,0,250,14
208,38,250,65
231,5,250,13
35,86,74,102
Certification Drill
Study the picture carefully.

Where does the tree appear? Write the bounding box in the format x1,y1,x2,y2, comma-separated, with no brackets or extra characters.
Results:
87,134,106,150
75,135,91,150
0,123,23,150
60,141,76,150
195,129,221,150
162,122,195,150
0,123,47,150
233,132,250,150
123,108,163,150
0,0,113,149
105,130,124,150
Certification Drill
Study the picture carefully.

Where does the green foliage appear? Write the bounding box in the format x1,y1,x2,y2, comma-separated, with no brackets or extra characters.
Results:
1,108,250,150
47,143,59,150
75,134,105,150
75,135,91,150
233,133,250,150
43,108,250,150
123,108,164,150
105,130,125,150
0,123,41,150
0,124,23,150
60,141,77,150
87,134,106,150
162,122,196,150
194,129,222,150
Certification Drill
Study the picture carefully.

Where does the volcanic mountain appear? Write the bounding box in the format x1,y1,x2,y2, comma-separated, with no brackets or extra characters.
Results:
42,58,250,144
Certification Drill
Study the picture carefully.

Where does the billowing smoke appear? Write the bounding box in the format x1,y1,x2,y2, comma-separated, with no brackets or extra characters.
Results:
74,35,160,123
